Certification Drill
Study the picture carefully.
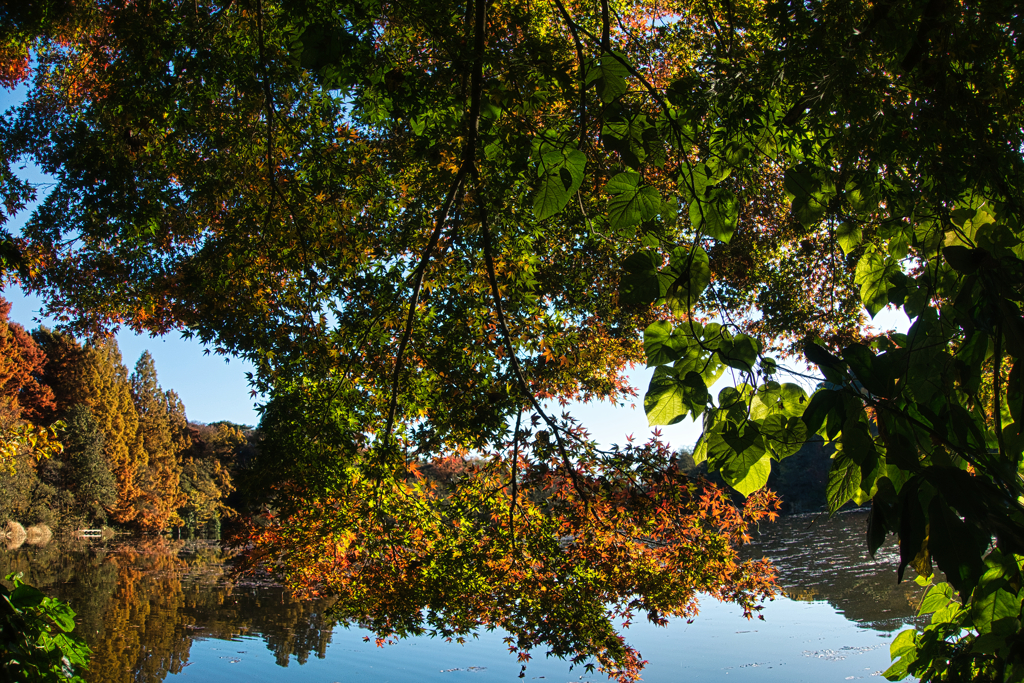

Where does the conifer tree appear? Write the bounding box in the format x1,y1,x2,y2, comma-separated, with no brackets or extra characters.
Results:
0,298,60,492
31,327,89,420
78,339,146,524
131,352,188,531
0,299,55,423
61,404,116,526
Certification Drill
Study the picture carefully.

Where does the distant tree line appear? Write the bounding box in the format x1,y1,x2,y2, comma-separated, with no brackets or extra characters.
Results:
0,296,253,535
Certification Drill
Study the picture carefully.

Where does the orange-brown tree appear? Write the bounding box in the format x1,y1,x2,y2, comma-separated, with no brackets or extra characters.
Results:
0,297,60,479
177,421,242,532
130,351,189,532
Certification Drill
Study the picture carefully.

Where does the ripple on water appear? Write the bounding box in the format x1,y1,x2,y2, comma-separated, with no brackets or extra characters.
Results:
741,509,929,632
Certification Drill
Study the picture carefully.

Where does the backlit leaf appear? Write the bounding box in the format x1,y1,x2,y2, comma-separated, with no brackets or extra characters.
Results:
607,172,662,232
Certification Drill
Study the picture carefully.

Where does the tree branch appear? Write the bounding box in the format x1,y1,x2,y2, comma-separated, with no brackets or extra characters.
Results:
547,0,588,147
383,169,468,442
383,0,489,443
476,176,589,503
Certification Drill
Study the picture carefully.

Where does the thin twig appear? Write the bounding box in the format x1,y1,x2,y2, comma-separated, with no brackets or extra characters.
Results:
477,179,589,504
510,409,522,552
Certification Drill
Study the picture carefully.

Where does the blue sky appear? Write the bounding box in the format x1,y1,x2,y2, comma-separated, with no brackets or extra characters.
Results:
4,288,262,426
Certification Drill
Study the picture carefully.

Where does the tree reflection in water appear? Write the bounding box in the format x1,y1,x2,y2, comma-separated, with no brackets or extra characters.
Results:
0,512,927,682
0,538,337,681
741,510,928,632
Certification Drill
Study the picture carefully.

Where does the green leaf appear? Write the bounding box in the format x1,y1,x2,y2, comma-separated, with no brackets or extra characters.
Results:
882,657,911,682
784,165,835,225
718,333,759,372
898,477,932,583
44,599,77,632
867,493,896,557
947,201,996,246
942,245,987,273
840,418,877,467
778,383,809,417
602,116,654,168
619,251,661,307
533,148,586,220
996,298,1024,359
929,496,987,597
890,628,918,659
678,162,718,201
644,366,708,425
837,222,862,255
643,320,682,366
10,583,45,609
918,583,954,616
971,632,1007,655
827,451,862,513
972,586,1021,635
753,382,809,419
804,340,847,384
586,53,630,103
658,245,710,313
607,172,662,232
842,343,893,398
715,424,770,496
845,177,878,212
726,451,772,497
855,246,900,317
761,414,807,459
802,389,839,436
689,187,738,243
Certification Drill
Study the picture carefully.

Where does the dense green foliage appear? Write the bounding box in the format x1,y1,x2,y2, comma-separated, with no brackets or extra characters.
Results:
58,404,116,526
625,2,1024,679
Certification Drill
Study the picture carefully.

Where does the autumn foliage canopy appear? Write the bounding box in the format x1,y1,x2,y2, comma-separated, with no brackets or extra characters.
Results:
6,0,1024,680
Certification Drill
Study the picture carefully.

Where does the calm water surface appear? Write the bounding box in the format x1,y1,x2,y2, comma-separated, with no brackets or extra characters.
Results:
1,510,925,683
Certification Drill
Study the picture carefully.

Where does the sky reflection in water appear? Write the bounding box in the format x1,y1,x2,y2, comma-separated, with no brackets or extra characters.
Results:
1,509,924,683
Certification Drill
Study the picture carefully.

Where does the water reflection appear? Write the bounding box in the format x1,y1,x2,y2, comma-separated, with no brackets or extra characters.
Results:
742,510,926,632
0,510,925,682
0,539,337,682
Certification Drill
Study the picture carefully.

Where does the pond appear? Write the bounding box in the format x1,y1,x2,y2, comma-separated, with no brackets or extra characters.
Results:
2,510,925,683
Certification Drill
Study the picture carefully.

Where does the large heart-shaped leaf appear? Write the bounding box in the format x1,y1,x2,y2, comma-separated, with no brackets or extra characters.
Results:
658,245,710,313
619,251,661,307
533,148,586,220
761,414,807,459
607,172,662,232
689,187,738,243
644,366,709,425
